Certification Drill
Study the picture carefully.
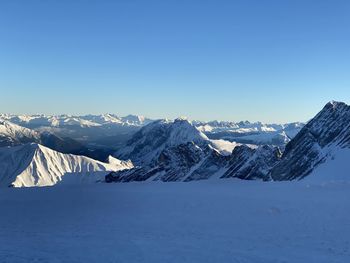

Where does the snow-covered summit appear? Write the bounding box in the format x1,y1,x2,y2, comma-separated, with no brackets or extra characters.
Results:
109,118,276,183
0,120,40,146
120,114,150,125
115,118,209,165
0,143,133,187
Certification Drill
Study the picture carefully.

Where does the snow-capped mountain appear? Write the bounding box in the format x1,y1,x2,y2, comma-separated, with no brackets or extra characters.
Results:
108,118,281,183
0,114,152,128
0,143,133,187
0,114,99,128
0,119,81,149
108,144,280,183
4,102,349,186
110,118,228,182
269,101,350,181
0,120,112,161
114,118,210,166
194,120,303,136
0,120,40,146
0,114,153,148
1,113,303,147
109,141,212,182
195,120,304,146
220,145,281,181
108,101,350,183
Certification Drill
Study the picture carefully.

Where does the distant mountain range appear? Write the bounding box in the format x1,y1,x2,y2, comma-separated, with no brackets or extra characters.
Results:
196,121,303,146
0,114,153,150
109,101,350,183
0,114,152,128
0,113,304,148
0,101,349,187
0,120,116,161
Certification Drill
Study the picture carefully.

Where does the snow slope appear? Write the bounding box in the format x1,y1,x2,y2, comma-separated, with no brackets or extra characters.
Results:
0,120,40,146
0,180,349,263
0,120,111,161
0,143,133,187
209,139,240,155
304,147,350,182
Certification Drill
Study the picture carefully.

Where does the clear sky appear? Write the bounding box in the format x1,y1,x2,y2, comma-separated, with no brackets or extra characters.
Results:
0,0,349,123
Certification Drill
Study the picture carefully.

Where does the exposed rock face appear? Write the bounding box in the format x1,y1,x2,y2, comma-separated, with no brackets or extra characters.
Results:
110,119,235,182
155,142,207,182
269,101,350,180
107,143,281,183
107,142,210,182
221,145,281,181
184,149,231,182
114,118,209,166
108,101,350,184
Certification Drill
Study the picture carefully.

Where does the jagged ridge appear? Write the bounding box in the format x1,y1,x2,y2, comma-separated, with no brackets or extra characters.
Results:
270,101,350,180
0,143,133,187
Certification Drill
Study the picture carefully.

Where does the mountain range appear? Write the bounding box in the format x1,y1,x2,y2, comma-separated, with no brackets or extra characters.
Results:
109,101,350,183
0,114,153,151
0,120,116,161
109,118,282,182
195,120,303,146
0,113,304,148
0,101,349,187
0,113,152,128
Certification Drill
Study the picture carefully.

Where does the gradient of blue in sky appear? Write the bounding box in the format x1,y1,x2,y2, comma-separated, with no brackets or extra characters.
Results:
0,0,349,123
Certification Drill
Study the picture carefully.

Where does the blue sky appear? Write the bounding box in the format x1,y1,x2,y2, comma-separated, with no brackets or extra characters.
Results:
0,0,349,123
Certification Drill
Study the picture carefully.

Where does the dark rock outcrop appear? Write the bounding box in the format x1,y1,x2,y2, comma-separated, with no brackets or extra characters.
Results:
221,145,281,181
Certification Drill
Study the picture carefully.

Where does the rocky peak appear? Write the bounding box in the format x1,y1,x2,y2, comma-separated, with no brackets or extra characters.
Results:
222,145,281,181
270,101,350,180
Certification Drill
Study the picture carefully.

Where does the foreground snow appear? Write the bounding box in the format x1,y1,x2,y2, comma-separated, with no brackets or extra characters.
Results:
1,180,349,263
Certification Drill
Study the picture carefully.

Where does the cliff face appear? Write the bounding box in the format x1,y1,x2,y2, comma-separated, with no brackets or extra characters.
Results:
270,101,350,180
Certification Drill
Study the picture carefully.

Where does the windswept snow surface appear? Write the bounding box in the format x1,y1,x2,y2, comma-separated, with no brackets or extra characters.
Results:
1,180,349,263
304,147,350,182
